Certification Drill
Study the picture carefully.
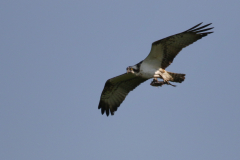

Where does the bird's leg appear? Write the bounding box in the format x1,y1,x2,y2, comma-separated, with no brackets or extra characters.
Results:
164,81,176,87
162,77,176,87
151,79,176,87
154,69,176,87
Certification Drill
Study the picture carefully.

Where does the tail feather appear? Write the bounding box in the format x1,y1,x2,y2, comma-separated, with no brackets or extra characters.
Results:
167,72,185,83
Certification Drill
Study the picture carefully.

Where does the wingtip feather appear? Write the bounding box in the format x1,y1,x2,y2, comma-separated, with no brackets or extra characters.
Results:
185,22,213,34
185,22,203,32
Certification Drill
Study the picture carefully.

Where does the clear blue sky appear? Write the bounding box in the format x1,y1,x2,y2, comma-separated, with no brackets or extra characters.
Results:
1,1,240,160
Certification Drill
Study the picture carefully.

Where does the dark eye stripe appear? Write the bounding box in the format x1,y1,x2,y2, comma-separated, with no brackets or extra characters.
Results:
133,68,139,72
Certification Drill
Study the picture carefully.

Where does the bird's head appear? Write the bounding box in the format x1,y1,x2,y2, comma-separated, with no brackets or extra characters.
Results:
126,66,134,74
126,61,142,74
126,65,138,74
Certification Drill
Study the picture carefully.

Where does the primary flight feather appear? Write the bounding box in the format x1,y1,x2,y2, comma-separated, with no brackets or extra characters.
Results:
98,23,214,116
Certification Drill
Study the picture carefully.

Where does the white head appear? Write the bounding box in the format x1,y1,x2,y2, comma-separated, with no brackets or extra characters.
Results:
126,61,142,74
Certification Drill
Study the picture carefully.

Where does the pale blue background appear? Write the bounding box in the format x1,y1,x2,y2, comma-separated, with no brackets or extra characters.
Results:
1,1,240,160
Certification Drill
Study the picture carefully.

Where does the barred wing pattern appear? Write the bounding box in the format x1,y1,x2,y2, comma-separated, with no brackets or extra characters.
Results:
146,23,213,69
98,73,147,116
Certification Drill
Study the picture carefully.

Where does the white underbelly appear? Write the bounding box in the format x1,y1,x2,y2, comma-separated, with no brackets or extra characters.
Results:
140,71,155,79
138,61,160,79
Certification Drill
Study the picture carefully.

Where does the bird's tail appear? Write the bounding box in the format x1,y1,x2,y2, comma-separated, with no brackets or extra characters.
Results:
167,71,185,83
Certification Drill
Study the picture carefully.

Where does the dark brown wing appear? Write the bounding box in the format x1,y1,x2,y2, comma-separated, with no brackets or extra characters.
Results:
98,73,147,116
145,23,214,69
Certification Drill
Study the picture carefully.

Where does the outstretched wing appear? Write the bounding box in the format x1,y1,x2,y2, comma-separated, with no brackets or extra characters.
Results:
144,23,214,69
98,73,147,116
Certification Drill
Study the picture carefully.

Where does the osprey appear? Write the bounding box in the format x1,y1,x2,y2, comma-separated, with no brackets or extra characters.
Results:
98,23,213,116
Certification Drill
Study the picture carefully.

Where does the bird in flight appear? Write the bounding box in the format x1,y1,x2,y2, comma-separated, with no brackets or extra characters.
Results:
98,23,214,116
